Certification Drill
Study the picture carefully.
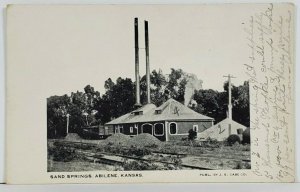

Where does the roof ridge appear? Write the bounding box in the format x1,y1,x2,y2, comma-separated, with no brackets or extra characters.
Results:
105,98,214,125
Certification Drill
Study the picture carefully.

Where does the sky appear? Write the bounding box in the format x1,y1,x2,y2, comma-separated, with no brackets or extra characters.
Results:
7,5,256,96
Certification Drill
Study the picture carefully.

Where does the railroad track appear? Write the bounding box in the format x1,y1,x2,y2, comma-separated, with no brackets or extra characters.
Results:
50,140,250,169
55,140,250,161
77,150,212,170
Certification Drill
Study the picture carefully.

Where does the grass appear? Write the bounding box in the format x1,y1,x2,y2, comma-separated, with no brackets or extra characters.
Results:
47,138,251,171
47,159,118,172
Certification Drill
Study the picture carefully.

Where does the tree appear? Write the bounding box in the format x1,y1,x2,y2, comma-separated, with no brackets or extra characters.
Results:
47,94,70,138
47,69,250,140
140,69,168,106
104,78,115,90
192,81,249,127
47,85,101,138
166,68,187,104
223,81,250,127
233,81,250,127
94,77,135,124
69,91,88,130
192,89,226,123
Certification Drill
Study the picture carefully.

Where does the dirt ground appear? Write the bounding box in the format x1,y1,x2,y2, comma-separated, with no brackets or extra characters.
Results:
47,160,117,172
47,138,250,171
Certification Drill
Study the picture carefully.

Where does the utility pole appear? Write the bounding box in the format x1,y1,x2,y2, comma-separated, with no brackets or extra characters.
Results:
66,114,70,134
223,74,236,120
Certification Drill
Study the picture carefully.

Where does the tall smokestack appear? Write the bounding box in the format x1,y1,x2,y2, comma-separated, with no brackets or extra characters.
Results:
134,18,141,107
145,20,151,104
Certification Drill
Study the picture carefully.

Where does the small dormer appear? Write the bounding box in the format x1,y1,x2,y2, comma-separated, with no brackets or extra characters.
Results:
155,109,162,114
131,103,156,116
132,111,143,116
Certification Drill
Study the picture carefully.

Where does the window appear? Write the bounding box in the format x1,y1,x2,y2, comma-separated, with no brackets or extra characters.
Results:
142,124,153,135
154,123,164,136
155,110,162,114
133,111,143,115
114,125,121,133
130,126,133,133
118,125,123,133
193,125,199,132
169,122,177,134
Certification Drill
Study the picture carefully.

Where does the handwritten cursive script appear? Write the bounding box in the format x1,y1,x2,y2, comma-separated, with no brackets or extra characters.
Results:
243,3,294,182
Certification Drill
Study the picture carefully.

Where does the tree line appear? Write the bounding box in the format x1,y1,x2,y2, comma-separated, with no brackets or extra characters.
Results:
47,68,249,138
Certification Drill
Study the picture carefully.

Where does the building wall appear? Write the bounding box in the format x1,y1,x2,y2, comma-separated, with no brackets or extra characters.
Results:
166,120,213,141
113,123,138,136
109,120,213,142
102,125,114,135
138,121,166,141
111,122,167,141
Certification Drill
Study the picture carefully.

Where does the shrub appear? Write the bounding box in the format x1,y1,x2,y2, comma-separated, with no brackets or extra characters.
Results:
102,144,122,155
232,143,251,151
204,137,220,148
227,134,241,146
126,146,151,157
233,161,251,169
244,162,251,169
181,137,188,141
100,144,152,157
172,139,191,146
242,128,250,144
51,146,77,162
234,161,243,169
188,129,197,141
122,159,158,170
170,156,182,167
241,144,251,151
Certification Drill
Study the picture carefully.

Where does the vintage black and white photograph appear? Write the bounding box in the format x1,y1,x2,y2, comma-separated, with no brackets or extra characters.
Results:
46,7,251,172
4,3,295,184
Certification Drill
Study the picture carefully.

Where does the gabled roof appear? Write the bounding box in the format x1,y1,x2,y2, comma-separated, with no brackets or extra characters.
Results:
197,118,247,141
131,103,156,114
105,98,213,125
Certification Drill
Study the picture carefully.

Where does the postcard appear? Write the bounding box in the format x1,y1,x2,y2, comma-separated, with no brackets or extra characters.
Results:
5,3,295,184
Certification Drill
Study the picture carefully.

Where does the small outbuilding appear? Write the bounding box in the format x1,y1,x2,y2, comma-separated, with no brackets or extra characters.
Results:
197,118,247,141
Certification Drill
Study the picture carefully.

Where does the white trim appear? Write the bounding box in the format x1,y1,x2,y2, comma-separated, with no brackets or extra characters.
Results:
154,123,164,136
141,123,153,135
134,123,138,135
171,133,188,136
169,122,177,135
193,124,199,132
115,125,123,133
165,121,169,141
130,126,133,133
